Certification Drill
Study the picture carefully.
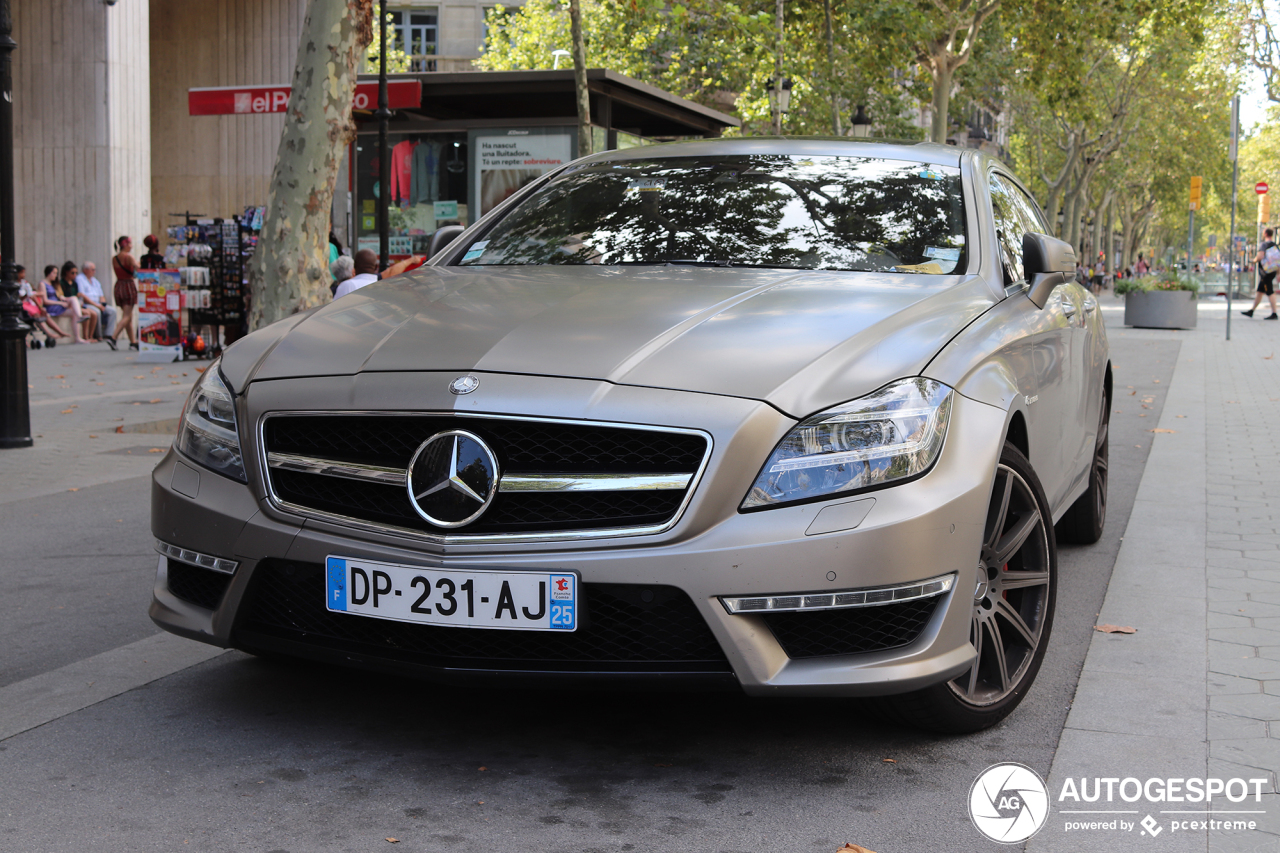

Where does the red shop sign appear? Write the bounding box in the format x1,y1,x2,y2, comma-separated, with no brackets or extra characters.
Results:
188,80,422,116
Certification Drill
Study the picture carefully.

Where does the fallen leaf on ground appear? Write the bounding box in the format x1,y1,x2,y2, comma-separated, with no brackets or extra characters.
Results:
1150,428,1176,433
1139,414,1147,417
195,366,206,373
838,845,877,853
1266,353,1275,360
116,426,124,433
67,488,79,492
1227,400,1240,404
1153,379,1160,383
385,839,399,844
168,374,180,378
1094,624,1137,634
89,434,98,439
133,375,144,379
149,398,161,403
95,381,105,386
52,374,64,379
148,448,164,453
478,766,487,771
882,758,896,764
1176,415,1186,418
1129,390,1136,395
60,408,73,414
171,381,180,385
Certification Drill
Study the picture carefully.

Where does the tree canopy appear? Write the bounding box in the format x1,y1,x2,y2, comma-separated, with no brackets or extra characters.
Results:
478,0,1252,270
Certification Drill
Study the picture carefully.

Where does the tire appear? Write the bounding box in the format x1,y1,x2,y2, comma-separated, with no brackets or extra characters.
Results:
1056,387,1109,545
879,443,1057,734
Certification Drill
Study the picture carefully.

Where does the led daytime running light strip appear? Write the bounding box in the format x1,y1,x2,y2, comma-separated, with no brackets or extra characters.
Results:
720,573,954,614
767,410,941,474
156,540,239,575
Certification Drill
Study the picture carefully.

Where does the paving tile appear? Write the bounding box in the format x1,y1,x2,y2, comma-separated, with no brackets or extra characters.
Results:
1208,711,1269,740
1211,657,1280,682
1214,601,1280,619
1211,694,1280,722
1213,628,1280,646
1211,673,1266,695
1213,612,1257,630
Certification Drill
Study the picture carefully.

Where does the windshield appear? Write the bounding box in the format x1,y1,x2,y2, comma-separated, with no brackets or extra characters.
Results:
455,154,967,274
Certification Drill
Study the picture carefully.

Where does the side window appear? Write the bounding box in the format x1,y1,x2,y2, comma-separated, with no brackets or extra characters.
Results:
1008,182,1051,236
989,174,1024,284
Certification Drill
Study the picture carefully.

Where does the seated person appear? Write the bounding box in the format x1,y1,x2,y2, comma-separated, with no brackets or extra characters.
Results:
18,264,70,344
60,261,97,342
43,264,88,344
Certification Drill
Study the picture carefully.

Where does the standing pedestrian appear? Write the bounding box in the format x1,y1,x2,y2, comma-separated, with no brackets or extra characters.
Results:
1241,227,1280,320
76,262,117,349
140,234,165,269
112,236,140,349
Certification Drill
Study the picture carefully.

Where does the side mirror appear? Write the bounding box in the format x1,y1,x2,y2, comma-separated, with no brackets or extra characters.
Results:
428,225,466,259
1023,232,1076,309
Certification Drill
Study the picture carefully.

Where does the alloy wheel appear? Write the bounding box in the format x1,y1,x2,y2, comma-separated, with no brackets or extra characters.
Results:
948,463,1052,707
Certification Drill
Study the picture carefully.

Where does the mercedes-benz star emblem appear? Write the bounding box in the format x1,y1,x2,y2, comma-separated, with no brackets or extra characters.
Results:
449,374,480,395
406,430,500,528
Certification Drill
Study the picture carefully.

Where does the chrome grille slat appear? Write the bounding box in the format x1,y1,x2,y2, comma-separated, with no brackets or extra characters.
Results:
265,452,694,493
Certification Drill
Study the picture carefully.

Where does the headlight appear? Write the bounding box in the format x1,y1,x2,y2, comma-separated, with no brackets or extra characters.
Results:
741,378,953,509
175,358,246,482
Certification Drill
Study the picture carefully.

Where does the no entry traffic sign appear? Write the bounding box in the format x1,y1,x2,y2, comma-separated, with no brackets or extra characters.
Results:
1257,181,1270,195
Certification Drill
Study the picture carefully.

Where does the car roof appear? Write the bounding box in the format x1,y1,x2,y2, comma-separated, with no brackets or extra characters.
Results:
577,136,968,168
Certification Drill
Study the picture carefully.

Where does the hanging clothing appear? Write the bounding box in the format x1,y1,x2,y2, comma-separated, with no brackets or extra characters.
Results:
388,139,418,205
411,140,442,206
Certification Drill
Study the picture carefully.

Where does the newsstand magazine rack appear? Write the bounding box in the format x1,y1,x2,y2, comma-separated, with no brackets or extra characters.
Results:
167,211,260,356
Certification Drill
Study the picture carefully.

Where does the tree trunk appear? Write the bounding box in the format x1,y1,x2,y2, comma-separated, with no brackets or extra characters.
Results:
824,0,840,136
250,0,373,330
929,59,953,143
774,0,785,135
569,0,591,156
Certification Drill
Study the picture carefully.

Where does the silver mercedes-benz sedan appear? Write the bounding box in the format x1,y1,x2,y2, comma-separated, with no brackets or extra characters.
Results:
151,138,1109,732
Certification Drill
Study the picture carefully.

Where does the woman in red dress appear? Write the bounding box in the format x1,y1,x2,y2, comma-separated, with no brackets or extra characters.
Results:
112,235,140,350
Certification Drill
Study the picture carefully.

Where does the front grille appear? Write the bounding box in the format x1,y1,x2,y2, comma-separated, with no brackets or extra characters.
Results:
235,559,731,674
166,559,233,610
262,415,708,537
763,598,939,659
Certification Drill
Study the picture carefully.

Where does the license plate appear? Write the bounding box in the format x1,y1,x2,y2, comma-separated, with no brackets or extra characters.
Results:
325,556,577,631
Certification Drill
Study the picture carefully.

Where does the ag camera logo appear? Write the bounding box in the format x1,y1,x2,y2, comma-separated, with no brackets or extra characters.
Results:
969,763,1050,843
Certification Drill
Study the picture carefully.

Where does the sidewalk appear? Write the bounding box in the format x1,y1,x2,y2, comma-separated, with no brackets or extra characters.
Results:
0,343,200,503
1032,302,1280,853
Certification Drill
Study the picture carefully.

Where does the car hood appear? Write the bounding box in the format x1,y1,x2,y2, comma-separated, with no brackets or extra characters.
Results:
225,266,995,418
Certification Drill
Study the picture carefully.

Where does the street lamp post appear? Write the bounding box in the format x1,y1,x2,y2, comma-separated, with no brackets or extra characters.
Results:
850,104,872,138
376,0,391,271
0,0,31,449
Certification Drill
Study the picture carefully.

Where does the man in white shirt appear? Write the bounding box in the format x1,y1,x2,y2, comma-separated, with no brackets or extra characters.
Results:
333,250,381,299
76,262,117,348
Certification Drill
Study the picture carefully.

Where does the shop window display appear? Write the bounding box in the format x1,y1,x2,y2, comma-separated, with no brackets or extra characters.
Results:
355,131,469,256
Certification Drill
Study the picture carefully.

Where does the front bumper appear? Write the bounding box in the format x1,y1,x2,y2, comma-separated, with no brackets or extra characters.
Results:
151,374,1006,696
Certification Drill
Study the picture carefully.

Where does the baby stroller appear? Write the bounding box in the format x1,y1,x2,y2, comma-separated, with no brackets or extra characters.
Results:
19,294,56,349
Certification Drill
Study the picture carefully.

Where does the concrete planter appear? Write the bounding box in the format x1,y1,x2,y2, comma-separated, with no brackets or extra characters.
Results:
1123,289,1198,329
